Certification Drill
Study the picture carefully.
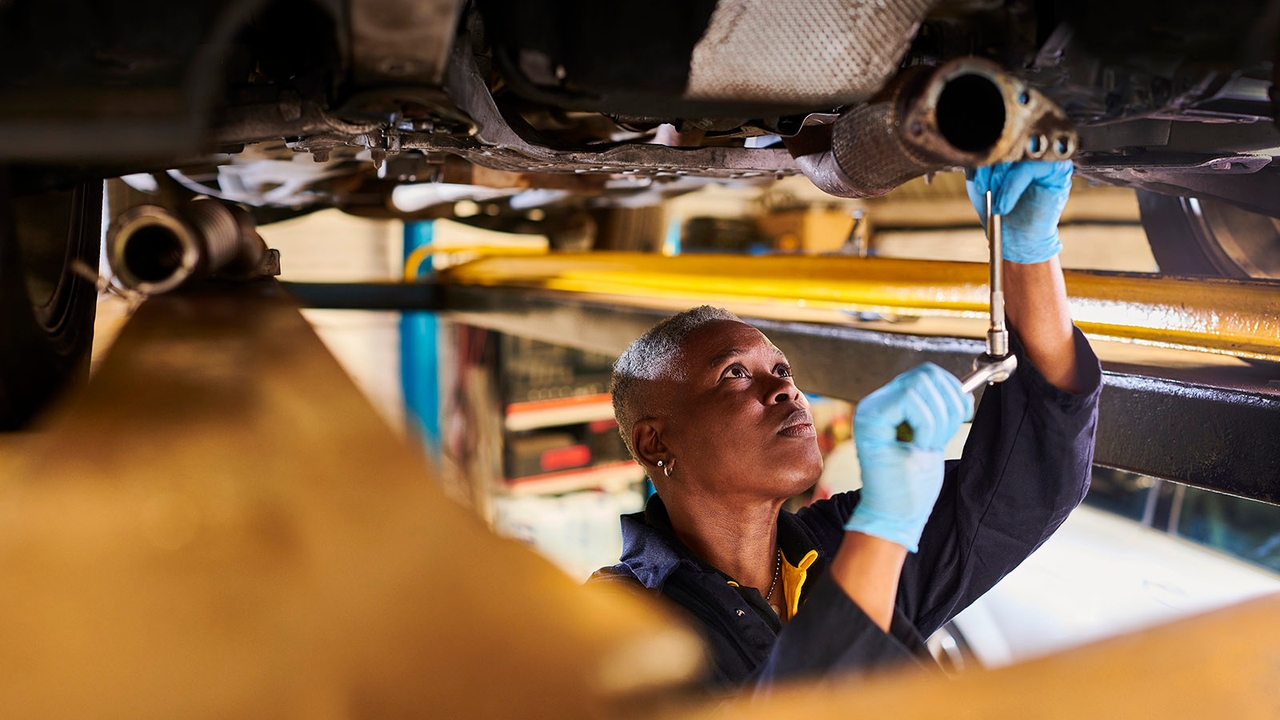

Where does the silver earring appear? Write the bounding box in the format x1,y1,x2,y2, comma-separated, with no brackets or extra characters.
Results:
663,458,675,478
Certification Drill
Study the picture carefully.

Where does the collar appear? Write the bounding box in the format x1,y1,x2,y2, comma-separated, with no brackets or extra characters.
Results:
617,494,829,591
617,495,704,590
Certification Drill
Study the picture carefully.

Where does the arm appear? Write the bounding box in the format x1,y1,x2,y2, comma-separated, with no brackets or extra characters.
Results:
976,159,1081,394
898,328,1101,636
835,363,971,628
896,161,1102,635
754,364,972,688
828,532,907,630
1004,256,1080,393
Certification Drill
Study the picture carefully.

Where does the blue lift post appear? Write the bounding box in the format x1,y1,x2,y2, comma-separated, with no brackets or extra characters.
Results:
401,221,441,455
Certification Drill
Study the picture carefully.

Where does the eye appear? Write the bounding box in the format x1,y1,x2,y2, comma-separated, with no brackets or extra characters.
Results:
775,363,792,378
721,363,750,379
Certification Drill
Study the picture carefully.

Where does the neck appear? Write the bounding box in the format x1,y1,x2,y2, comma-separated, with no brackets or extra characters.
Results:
663,491,783,594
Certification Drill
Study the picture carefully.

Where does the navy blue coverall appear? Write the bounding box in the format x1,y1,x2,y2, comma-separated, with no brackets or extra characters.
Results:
590,328,1102,687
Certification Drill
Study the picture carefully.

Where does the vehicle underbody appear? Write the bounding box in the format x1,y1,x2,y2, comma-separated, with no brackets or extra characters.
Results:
0,0,1278,430
3,0,1279,214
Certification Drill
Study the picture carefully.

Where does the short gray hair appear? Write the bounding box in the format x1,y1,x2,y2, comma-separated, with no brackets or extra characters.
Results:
611,306,741,459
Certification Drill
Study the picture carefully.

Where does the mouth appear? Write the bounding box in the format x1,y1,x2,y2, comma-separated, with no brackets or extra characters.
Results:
778,409,816,438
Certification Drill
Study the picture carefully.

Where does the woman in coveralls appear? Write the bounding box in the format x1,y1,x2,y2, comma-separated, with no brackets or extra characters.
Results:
591,161,1102,686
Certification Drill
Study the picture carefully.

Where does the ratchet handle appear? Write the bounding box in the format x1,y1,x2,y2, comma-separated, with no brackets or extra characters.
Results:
895,191,1015,444
893,354,1017,443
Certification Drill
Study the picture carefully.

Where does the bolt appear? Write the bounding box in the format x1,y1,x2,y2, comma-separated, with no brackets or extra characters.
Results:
370,148,387,169
312,149,330,163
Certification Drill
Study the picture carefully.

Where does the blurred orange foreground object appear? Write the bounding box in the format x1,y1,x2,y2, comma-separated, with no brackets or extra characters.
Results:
0,281,703,720
664,591,1280,719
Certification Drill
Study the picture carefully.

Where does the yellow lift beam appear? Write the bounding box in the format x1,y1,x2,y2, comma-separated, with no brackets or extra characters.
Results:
440,253,1280,362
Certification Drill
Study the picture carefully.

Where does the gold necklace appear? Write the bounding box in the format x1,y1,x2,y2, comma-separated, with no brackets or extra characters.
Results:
764,549,782,604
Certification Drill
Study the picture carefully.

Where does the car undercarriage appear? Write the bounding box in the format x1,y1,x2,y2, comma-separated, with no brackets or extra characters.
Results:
2,2,1280,715
0,0,1278,427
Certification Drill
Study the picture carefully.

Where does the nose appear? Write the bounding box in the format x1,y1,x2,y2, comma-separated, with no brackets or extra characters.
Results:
766,375,801,405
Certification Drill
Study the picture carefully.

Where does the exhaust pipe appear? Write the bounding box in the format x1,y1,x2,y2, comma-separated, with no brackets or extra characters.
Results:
107,199,267,294
787,57,1077,198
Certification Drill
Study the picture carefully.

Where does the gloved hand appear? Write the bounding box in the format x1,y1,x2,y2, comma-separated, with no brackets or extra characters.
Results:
845,363,973,553
966,160,1073,264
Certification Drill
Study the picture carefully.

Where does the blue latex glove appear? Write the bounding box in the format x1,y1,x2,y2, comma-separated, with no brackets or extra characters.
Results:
845,363,973,553
965,160,1074,264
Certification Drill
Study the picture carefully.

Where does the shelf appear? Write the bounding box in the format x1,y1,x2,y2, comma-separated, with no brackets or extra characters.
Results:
504,393,615,432
504,460,645,497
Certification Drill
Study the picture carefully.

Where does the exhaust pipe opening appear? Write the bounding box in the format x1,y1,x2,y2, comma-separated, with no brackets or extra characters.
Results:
108,199,268,294
108,206,200,294
122,225,189,284
936,73,1005,153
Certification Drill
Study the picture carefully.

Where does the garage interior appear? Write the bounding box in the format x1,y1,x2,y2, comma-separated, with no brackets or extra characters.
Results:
3,0,1280,717
43,172,1276,716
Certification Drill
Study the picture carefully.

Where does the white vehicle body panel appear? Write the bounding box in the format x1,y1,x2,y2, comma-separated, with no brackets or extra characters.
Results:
951,504,1280,668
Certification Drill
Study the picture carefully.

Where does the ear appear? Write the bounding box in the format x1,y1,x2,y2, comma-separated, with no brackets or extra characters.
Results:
632,419,669,472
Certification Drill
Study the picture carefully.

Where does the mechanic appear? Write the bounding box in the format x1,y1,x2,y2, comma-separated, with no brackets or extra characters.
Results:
590,160,1102,687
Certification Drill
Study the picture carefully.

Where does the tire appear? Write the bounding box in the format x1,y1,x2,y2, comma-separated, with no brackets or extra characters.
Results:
1137,190,1280,279
0,177,102,430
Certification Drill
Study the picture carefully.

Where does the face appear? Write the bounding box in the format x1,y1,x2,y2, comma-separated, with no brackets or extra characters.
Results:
638,320,823,502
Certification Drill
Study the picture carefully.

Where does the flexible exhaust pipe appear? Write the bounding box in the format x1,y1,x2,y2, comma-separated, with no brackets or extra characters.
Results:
787,57,1077,198
107,199,267,294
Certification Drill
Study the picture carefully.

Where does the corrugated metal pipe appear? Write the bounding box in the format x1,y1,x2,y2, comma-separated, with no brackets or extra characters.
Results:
107,198,267,294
